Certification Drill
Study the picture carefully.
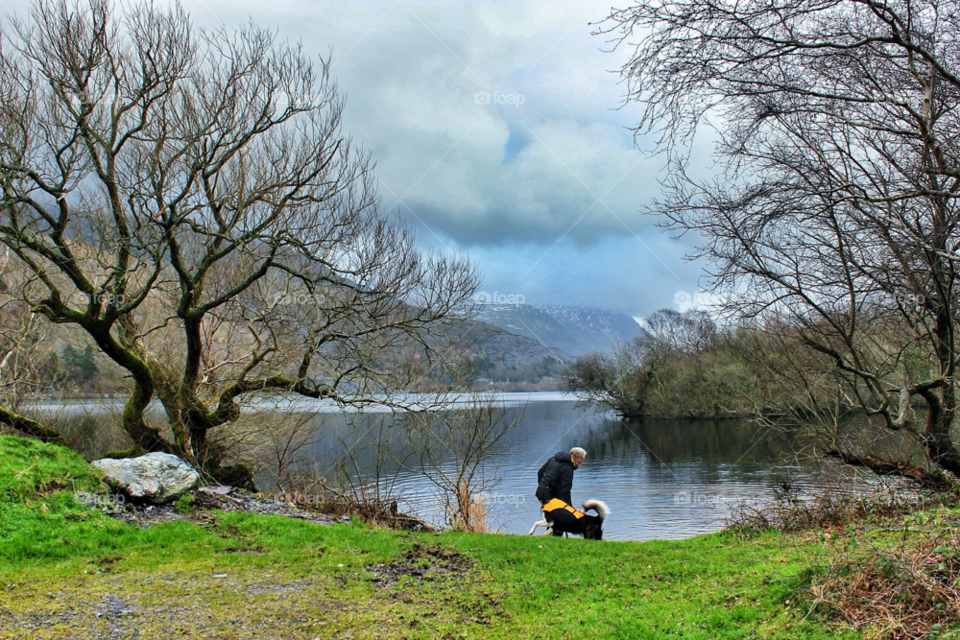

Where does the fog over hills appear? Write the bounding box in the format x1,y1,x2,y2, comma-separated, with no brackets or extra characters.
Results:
475,303,643,357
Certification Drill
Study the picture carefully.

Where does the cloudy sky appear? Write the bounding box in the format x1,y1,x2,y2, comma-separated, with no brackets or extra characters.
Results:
4,0,713,318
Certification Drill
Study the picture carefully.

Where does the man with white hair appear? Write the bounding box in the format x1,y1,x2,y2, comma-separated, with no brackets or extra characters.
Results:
535,447,587,506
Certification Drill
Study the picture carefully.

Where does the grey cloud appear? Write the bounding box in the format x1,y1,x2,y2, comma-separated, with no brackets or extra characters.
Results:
1,0,710,316
185,0,659,247
179,0,704,316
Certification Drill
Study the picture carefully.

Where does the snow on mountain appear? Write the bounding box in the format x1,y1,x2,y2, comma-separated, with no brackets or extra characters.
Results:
474,303,643,356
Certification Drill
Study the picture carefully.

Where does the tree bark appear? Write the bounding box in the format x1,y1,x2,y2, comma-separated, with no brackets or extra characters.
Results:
825,448,955,492
0,406,66,445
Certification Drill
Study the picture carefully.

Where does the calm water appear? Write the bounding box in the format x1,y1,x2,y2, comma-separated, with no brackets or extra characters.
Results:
247,393,875,541
41,392,877,540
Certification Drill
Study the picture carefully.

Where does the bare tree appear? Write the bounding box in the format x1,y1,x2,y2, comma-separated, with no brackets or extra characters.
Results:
401,396,519,532
563,338,653,418
606,0,960,484
0,0,478,481
645,309,718,356
325,418,411,520
564,308,718,417
0,246,66,442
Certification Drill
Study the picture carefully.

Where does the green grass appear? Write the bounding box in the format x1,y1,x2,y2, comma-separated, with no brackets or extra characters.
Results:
0,435,103,501
0,435,871,638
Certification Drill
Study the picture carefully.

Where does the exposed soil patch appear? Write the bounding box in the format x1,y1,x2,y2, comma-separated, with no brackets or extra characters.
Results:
220,545,266,555
367,542,470,589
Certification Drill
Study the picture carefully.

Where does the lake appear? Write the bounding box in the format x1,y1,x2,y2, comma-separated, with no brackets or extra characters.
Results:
39,392,881,540
245,392,877,541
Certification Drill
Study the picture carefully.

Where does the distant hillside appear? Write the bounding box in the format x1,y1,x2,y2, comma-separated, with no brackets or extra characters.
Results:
474,304,642,356
443,317,512,352
447,317,563,367
444,316,567,389
478,334,561,367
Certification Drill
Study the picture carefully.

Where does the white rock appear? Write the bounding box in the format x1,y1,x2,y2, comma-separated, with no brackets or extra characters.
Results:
199,485,233,495
93,452,200,504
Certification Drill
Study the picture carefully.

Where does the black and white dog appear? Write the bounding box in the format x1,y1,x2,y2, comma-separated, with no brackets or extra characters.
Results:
528,499,610,540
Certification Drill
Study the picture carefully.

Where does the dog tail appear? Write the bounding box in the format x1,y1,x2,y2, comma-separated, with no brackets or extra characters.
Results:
583,499,610,520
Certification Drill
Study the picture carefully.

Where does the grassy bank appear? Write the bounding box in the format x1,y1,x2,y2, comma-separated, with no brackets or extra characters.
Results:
1,436,956,639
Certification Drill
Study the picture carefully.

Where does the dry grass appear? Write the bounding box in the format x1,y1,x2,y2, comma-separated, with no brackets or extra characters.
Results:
807,529,960,639
448,482,488,533
273,470,431,532
300,493,431,531
729,483,960,638
727,483,929,535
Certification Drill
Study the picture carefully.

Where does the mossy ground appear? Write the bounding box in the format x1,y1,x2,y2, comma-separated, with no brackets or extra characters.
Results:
0,435,949,639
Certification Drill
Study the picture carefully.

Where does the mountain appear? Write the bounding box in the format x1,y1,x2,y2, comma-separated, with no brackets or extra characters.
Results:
478,334,562,367
474,303,642,357
444,317,564,367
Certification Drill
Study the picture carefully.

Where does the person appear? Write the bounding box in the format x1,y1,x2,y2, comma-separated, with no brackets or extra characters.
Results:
535,447,587,506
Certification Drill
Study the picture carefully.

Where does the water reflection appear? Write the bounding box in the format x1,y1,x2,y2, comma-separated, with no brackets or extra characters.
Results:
38,394,874,540
254,395,868,541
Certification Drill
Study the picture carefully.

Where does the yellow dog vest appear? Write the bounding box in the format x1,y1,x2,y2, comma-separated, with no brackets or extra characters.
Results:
542,498,586,519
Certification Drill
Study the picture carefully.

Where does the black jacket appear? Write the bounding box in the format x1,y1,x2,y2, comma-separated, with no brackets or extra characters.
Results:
536,451,575,505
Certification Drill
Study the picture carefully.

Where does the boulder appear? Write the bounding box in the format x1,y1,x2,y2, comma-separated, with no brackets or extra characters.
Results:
93,452,200,504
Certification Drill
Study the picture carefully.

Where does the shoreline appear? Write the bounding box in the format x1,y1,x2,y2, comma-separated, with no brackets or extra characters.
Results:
3,435,951,638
